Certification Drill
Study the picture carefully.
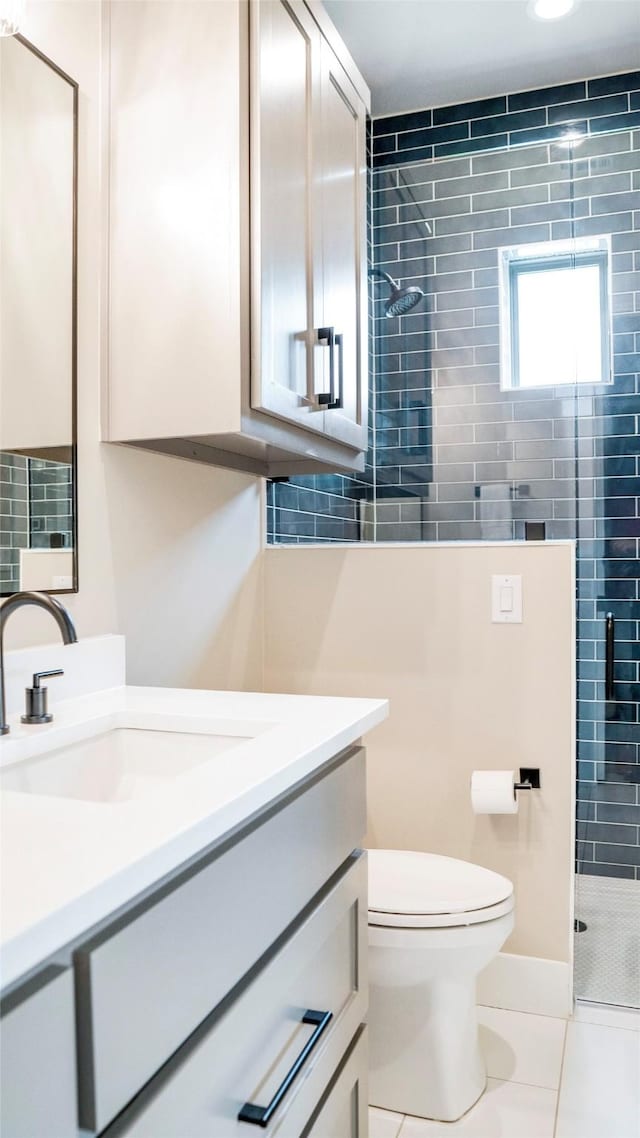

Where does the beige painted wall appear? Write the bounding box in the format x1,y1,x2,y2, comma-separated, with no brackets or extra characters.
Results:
264,543,575,964
3,0,264,692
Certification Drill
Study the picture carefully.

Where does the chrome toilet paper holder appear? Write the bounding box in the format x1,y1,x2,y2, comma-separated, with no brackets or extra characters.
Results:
514,767,541,792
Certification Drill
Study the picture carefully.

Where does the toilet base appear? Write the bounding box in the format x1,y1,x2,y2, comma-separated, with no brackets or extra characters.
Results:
368,911,514,1123
369,974,486,1122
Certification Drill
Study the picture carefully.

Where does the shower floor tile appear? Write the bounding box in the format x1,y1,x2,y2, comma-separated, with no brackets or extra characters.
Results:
574,874,640,1007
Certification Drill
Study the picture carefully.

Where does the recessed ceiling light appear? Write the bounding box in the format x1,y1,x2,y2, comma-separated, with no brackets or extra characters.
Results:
529,0,577,20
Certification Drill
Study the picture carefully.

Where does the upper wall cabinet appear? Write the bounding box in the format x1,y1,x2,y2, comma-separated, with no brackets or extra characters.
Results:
105,0,370,477
251,1,367,453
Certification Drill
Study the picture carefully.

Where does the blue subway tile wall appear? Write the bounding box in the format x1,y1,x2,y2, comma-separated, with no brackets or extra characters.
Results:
0,454,29,593
268,73,640,880
371,72,640,166
28,459,74,551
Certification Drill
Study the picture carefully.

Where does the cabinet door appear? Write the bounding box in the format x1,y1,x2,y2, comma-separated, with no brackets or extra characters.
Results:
305,1028,368,1138
108,0,245,442
315,39,368,452
251,0,326,437
0,966,77,1138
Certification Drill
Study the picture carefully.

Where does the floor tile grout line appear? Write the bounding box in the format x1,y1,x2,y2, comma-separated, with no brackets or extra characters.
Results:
488,1074,565,1092
369,1106,407,1138
552,1020,570,1138
571,1020,640,1033
573,1000,640,1031
479,1004,571,1024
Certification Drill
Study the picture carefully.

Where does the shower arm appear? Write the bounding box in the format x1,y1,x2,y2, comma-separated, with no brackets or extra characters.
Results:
368,268,397,288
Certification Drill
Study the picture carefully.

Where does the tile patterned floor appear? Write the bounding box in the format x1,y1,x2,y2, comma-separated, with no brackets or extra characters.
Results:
369,1003,640,1138
574,876,640,1008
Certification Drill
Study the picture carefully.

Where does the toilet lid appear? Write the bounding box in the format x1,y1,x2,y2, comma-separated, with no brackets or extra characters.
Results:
368,849,513,917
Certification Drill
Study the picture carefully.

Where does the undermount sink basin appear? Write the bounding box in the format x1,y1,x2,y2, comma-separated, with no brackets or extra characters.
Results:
0,726,253,803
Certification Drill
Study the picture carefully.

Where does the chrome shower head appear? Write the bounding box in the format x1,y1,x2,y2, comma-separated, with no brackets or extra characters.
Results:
369,268,425,318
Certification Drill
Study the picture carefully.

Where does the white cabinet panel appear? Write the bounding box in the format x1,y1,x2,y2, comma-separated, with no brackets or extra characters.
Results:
315,38,368,451
305,1028,368,1138
108,0,244,442
0,966,77,1138
251,0,322,433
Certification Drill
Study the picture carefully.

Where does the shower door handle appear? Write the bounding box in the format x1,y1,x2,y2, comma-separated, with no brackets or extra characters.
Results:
605,613,615,701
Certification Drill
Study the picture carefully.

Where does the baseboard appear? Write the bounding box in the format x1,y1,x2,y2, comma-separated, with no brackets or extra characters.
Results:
477,952,572,1018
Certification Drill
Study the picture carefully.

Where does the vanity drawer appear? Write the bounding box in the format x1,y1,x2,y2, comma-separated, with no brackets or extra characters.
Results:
0,966,77,1138
304,1027,368,1138
75,747,366,1133
106,854,367,1138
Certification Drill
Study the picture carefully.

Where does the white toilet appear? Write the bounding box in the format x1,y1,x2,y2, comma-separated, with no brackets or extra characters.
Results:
367,849,514,1123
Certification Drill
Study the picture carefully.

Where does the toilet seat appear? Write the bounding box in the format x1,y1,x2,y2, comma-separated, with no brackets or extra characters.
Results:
368,849,514,929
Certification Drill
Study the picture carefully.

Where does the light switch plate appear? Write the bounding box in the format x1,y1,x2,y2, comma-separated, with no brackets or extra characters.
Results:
492,574,522,623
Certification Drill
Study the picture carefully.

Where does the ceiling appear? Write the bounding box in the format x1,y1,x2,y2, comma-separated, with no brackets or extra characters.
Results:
323,0,640,116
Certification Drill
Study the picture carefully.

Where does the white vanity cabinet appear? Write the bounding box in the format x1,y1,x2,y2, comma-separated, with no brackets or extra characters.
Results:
0,745,370,1138
0,966,77,1138
106,0,369,477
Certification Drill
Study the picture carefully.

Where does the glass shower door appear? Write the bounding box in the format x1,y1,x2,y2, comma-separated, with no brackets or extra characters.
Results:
571,127,640,1009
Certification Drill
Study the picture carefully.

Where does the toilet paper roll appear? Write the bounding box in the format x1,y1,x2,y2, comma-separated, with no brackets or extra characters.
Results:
471,770,518,815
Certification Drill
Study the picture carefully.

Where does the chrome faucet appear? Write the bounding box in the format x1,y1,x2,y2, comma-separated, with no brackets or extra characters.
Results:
0,592,78,736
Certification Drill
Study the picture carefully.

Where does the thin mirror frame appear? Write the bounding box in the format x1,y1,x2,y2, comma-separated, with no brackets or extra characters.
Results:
1,33,79,597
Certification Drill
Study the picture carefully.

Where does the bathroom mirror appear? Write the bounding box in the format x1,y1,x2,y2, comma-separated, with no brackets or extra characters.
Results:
0,34,78,596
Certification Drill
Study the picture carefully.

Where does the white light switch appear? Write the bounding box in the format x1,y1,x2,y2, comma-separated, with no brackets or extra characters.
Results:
499,586,513,612
492,574,522,623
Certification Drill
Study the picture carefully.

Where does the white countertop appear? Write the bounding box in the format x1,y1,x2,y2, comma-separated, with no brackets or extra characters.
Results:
0,685,387,991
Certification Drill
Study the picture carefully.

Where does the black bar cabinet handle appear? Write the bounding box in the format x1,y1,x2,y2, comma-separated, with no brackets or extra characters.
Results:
316,327,336,407
333,332,344,410
238,1009,332,1128
605,612,615,702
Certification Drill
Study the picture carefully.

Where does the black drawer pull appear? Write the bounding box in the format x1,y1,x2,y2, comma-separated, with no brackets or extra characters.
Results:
238,1008,332,1128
